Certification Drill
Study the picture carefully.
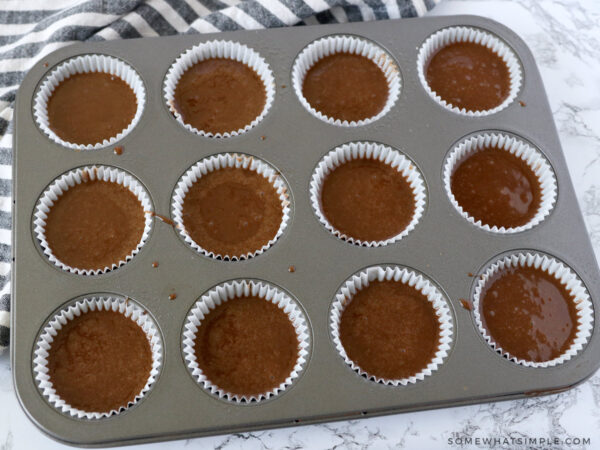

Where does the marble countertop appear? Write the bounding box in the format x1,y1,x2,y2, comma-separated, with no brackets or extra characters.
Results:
2,0,600,448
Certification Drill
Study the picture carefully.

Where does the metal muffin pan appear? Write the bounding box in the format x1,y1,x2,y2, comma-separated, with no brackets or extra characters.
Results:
11,15,600,447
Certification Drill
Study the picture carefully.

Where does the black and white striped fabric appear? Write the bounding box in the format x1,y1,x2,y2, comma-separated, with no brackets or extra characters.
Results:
0,0,438,353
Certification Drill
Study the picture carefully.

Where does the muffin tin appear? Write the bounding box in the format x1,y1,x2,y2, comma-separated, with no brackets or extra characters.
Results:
11,15,600,447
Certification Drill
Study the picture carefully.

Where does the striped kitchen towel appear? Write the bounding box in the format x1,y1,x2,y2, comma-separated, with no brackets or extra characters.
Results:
0,0,439,353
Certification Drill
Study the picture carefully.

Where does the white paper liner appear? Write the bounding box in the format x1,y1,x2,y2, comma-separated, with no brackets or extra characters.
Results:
33,165,154,275
310,142,426,246
33,54,146,150
443,132,557,233
330,266,453,386
291,35,401,127
182,280,310,403
32,295,163,419
163,40,275,138
417,26,522,116
472,251,594,368
172,153,290,260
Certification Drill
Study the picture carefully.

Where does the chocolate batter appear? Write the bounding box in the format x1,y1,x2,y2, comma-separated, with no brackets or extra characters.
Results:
426,42,510,111
480,266,578,362
451,147,541,228
340,280,440,380
47,310,152,412
182,167,283,257
302,53,388,122
45,178,145,271
321,158,415,241
194,296,298,396
460,299,473,311
47,72,137,145
173,59,266,134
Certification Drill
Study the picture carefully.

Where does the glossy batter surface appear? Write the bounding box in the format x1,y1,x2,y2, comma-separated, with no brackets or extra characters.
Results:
426,42,510,111
45,178,145,271
182,167,283,256
481,266,578,362
451,147,541,228
173,59,266,134
47,310,152,412
340,280,440,380
302,53,388,122
48,72,137,145
321,158,415,241
194,296,298,396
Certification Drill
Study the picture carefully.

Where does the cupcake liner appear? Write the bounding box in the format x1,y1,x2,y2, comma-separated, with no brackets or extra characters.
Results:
291,35,401,127
443,132,557,233
182,280,310,403
472,251,594,368
309,142,426,247
163,40,275,138
32,295,163,419
330,265,453,386
33,54,146,150
33,165,154,275
417,26,522,116
172,153,290,261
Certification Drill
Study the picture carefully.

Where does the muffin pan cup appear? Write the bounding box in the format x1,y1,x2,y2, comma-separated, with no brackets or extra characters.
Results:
32,295,164,419
182,279,310,403
291,34,402,127
172,153,291,260
309,141,426,246
472,251,594,368
33,165,154,275
416,26,523,116
163,40,276,138
11,16,600,447
442,132,557,233
33,54,146,150
330,265,453,385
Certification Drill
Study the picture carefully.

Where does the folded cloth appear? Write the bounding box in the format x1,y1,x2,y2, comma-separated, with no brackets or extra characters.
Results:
0,0,439,353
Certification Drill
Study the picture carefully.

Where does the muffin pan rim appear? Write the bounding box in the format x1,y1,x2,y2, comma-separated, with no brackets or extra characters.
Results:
12,15,600,447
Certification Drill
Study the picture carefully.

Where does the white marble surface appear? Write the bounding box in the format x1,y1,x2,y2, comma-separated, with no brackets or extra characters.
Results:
2,0,600,448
